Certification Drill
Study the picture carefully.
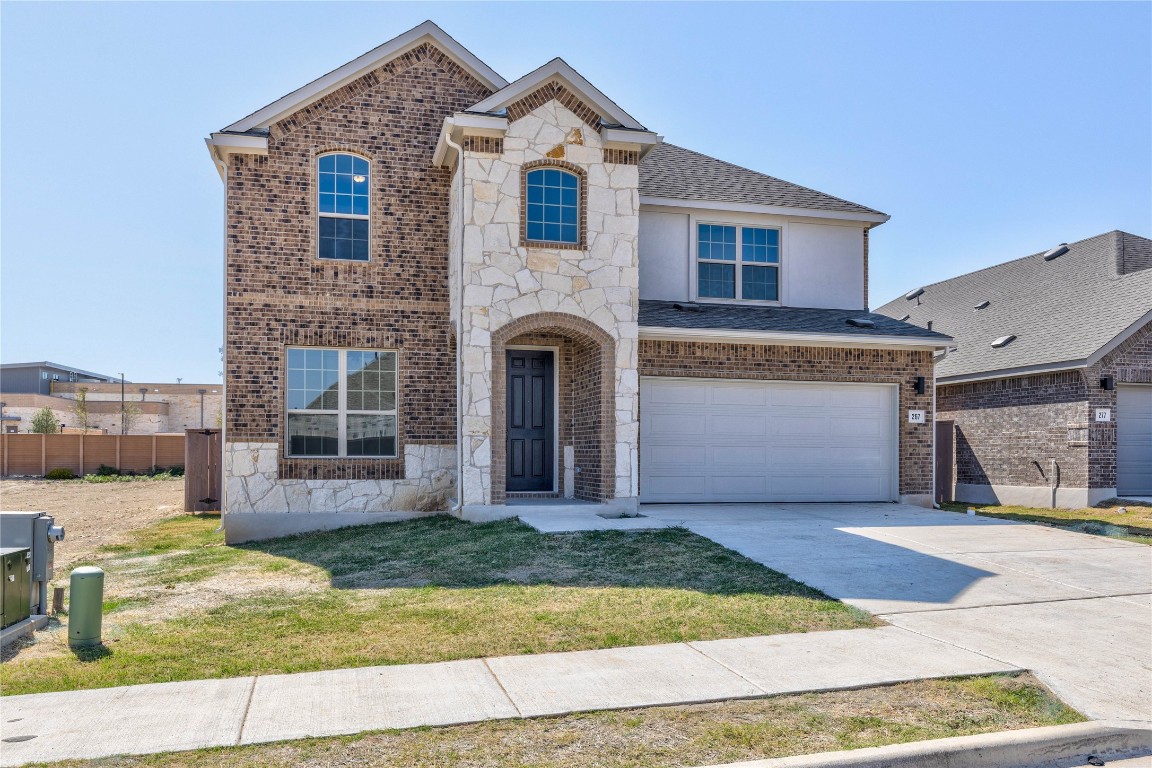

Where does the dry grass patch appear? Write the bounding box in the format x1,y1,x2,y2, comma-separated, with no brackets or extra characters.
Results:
943,501,1152,545
3,515,873,695
31,674,1083,768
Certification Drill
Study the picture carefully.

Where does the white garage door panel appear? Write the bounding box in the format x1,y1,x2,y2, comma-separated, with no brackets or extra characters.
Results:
641,378,897,503
1117,385,1152,496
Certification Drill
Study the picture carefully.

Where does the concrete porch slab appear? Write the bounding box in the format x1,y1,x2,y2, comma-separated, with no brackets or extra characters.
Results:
239,659,518,744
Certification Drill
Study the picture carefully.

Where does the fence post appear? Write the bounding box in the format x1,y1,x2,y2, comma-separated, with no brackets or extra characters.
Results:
151,434,157,469
79,433,85,475
115,435,121,471
41,433,46,476
2,433,7,477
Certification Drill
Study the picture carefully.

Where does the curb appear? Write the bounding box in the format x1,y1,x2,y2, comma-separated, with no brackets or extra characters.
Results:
693,720,1152,768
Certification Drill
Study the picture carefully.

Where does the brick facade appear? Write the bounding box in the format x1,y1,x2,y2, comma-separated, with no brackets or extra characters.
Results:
638,340,936,497
937,320,1151,501
224,43,492,482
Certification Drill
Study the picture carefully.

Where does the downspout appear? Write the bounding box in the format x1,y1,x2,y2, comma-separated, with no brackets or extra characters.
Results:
444,130,466,516
211,147,228,534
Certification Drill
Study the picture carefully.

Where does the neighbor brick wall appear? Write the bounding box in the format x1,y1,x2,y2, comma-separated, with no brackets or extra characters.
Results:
938,372,1089,490
1086,320,1152,489
224,42,493,480
638,341,936,496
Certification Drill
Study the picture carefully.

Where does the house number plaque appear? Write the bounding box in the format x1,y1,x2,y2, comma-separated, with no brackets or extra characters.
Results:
908,410,926,424
1095,408,1111,422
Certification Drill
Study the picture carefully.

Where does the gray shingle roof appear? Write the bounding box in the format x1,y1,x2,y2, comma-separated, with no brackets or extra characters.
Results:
873,231,1152,381
639,300,951,340
638,143,886,217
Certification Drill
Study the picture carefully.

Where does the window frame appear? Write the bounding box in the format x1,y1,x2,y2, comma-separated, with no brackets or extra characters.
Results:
284,347,398,459
316,151,371,263
520,161,586,251
694,221,782,305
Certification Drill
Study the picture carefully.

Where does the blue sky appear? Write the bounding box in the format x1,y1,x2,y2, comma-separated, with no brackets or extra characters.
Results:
2,2,1149,384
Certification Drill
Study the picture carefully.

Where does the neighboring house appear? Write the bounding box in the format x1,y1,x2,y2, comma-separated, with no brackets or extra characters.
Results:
0,362,119,396
205,21,951,542
876,231,1152,507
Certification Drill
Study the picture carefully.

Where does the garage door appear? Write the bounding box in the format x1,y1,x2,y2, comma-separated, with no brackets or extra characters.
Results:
640,377,897,503
1117,384,1152,496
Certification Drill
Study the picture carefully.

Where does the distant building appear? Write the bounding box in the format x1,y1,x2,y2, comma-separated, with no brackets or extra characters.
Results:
0,362,120,396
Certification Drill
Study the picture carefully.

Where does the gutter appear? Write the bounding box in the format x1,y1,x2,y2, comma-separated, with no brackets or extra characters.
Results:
639,325,953,351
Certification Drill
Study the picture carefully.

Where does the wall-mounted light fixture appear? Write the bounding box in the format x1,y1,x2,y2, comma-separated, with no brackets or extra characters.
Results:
915,376,926,395
1100,375,1115,391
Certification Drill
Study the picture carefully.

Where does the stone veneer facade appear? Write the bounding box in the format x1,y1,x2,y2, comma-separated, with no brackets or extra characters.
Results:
938,320,1151,507
452,98,641,513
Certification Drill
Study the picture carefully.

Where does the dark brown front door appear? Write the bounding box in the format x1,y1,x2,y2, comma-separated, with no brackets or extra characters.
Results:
506,349,554,492
935,420,955,504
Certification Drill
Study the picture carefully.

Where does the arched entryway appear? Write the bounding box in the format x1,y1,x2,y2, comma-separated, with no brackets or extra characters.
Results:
490,313,616,505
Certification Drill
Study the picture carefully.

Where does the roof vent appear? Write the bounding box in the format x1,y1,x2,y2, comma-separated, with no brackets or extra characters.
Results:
846,317,875,329
899,314,911,321
974,300,990,310
991,334,1017,348
904,287,925,301
672,302,701,312
1043,244,1069,261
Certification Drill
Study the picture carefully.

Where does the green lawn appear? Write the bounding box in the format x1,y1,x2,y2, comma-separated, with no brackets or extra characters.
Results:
2,515,873,696
942,500,1152,545
28,674,1083,768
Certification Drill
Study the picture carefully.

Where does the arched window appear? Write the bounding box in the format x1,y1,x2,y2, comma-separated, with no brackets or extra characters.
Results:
317,153,369,261
525,167,579,245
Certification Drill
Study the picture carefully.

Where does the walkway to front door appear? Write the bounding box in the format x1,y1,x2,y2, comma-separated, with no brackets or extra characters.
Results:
506,349,554,493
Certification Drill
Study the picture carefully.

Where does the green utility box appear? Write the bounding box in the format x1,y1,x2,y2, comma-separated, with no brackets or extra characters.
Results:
69,566,105,648
1,548,32,629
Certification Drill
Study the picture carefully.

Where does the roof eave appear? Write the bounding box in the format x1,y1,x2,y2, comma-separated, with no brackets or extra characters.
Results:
1085,308,1152,367
936,359,1089,385
221,21,508,134
639,196,890,224
639,325,952,351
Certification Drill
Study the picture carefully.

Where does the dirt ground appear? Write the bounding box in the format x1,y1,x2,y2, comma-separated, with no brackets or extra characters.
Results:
0,479,186,569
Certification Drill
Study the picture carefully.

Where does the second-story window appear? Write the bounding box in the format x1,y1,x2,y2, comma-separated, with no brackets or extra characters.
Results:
318,153,369,261
525,168,579,245
697,223,780,301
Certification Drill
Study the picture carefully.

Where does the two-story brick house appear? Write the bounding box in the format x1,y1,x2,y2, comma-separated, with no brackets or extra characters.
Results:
207,22,951,541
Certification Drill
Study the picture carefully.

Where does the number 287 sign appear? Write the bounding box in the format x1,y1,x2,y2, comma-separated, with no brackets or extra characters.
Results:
908,410,927,424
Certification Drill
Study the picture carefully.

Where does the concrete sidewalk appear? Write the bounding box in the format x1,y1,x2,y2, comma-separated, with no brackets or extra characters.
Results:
0,625,1017,766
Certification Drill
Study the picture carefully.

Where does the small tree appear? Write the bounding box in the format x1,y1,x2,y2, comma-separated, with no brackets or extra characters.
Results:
30,407,60,434
122,399,141,434
71,388,92,433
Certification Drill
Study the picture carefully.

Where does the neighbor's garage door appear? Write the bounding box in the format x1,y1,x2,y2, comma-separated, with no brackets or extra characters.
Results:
1117,384,1152,496
640,378,897,503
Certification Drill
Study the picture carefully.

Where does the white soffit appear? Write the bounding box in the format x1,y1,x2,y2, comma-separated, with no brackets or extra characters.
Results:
639,326,952,351
639,196,891,224
222,21,508,134
468,58,646,131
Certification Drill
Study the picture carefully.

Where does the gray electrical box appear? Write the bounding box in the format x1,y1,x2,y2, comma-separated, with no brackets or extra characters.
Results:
1,547,32,629
0,511,64,616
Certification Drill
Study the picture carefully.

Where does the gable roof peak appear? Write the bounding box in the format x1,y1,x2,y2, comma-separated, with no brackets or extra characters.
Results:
221,20,507,134
468,57,646,131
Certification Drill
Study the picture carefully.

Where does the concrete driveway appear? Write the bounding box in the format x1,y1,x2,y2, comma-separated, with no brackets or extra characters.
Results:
641,503,1152,722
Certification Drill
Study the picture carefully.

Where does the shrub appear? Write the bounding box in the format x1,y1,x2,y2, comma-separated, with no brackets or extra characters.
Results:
168,465,185,477
45,468,76,480
95,464,120,477
30,408,60,434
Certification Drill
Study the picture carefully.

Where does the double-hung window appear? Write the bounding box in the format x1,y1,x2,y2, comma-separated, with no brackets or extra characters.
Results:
317,153,370,261
286,348,397,458
697,223,780,301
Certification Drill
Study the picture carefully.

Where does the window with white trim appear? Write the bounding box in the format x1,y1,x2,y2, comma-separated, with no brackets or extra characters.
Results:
317,153,370,261
697,223,780,301
286,348,396,457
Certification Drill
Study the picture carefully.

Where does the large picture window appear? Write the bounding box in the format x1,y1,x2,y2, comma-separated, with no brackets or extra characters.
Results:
317,153,370,261
697,223,780,301
286,348,396,457
525,168,579,244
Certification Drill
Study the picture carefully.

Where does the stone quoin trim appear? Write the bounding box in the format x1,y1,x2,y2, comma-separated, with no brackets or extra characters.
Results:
505,80,603,129
520,159,589,251
491,313,617,505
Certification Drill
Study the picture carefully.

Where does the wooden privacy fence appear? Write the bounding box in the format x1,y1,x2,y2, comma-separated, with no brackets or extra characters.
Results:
0,433,185,477
184,429,221,513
